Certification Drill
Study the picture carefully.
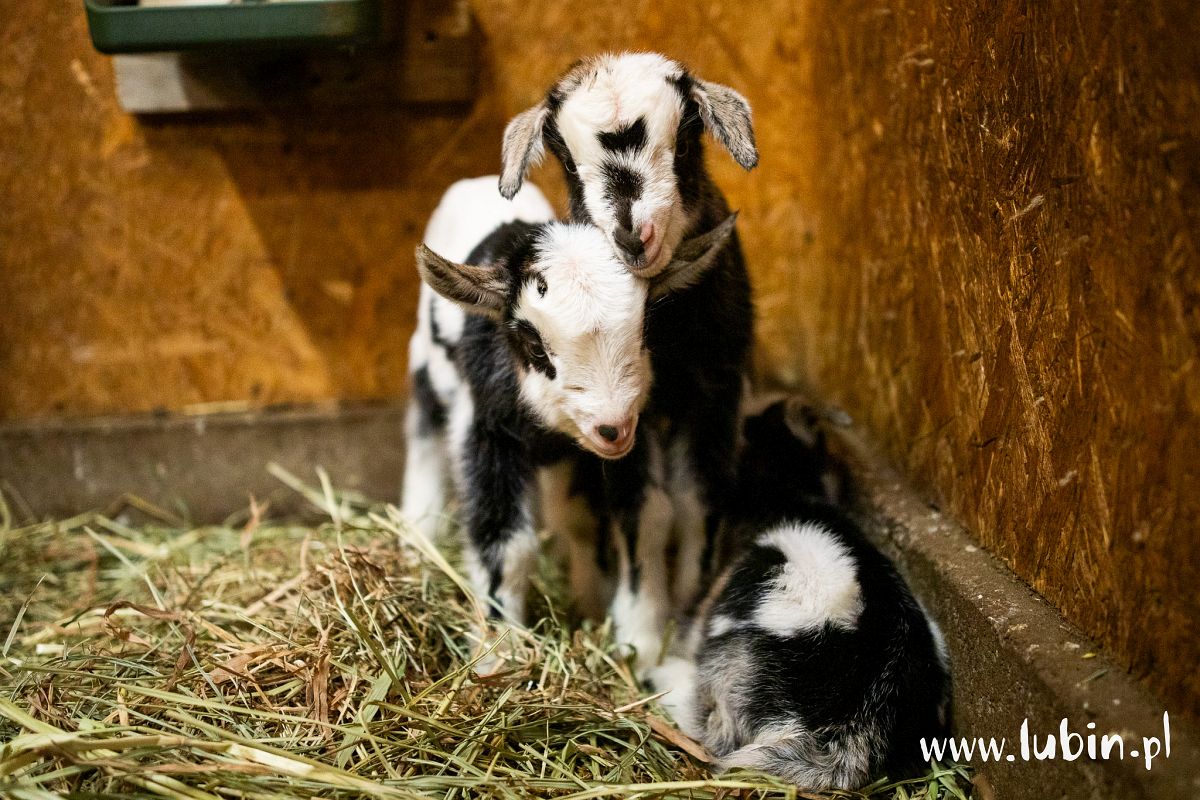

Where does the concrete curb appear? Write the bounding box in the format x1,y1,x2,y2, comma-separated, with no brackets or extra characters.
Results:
0,404,406,524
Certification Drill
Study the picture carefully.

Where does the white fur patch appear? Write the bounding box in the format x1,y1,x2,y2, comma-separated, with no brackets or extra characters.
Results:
494,523,539,623
400,403,447,539
422,175,554,262
514,224,652,451
648,655,700,735
752,523,864,636
707,614,741,638
446,384,475,490
715,721,873,790
555,54,692,274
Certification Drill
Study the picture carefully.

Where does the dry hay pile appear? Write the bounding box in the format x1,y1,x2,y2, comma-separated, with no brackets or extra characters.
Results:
0,468,972,799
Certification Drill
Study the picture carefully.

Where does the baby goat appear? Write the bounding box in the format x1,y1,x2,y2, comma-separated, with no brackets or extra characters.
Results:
500,51,757,615
403,177,735,662
654,399,952,790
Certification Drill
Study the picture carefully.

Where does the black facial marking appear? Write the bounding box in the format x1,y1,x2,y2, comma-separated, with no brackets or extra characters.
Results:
598,117,647,153
511,319,556,380
602,162,644,233
602,163,644,203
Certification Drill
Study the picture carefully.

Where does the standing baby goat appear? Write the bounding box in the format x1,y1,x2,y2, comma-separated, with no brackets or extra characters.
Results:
654,399,953,790
403,177,735,659
500,52,758,617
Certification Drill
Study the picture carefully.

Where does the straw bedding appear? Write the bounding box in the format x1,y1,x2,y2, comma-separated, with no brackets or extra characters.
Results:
0,467,971,799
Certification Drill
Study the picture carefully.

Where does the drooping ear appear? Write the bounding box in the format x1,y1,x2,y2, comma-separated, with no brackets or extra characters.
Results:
649,213,738,299
499,103,549,200
690,78,758,170
415,244,507,319
782,396,823,449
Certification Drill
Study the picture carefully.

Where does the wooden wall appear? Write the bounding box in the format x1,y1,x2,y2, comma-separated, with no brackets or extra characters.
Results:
2,2,1198,716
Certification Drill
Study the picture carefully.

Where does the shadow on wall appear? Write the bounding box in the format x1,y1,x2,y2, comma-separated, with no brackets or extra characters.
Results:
130,66,511,410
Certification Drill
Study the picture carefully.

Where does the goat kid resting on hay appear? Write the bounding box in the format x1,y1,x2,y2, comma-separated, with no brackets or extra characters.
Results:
402,52,952,790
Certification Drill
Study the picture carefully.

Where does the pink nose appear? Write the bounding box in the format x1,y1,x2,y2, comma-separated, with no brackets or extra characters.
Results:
639,222,655,246
594,420,634,447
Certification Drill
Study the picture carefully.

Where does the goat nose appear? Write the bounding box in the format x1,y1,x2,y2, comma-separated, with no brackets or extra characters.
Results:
597,424,620,443
613,226,645,259
639,222,655,245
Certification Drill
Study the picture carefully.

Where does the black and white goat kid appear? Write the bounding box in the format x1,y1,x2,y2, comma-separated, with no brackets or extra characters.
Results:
403,177,735,667
653,398,953,790
499,52,757,621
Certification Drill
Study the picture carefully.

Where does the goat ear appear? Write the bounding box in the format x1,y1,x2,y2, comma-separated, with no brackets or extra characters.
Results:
415,244,507,319
650,213,738,299
691,78,758,170
499,103,549,200
782,396,823,449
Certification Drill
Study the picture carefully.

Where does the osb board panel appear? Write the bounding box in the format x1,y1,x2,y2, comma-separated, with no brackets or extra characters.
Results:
0,2,500,418
2,0,1198,718
775,1,1200,718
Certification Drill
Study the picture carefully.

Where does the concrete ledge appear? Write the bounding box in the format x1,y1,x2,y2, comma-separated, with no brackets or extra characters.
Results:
836,427,1199,799
0,404,405,523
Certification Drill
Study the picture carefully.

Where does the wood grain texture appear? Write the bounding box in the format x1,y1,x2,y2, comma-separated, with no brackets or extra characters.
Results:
1,1,1197,716
778,0,1200,718
0,1,499,417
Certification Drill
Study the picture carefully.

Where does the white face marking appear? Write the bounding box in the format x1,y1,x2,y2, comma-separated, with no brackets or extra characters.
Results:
556,54,693,276
751,522,864,636
515,224,652,459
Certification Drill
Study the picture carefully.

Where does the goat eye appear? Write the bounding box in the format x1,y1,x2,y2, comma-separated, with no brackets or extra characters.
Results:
536,276,547,297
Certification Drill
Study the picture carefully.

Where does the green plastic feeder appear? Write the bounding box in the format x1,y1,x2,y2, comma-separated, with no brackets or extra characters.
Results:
84,0,384,54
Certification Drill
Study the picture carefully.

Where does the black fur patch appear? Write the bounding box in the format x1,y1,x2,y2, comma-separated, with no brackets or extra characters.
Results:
669,74,706,211
542,114,590,223
602,163,644,232
598,117,647,153
427,296,456,357
602,162,644,203
510,318,556,380
409,365,446,436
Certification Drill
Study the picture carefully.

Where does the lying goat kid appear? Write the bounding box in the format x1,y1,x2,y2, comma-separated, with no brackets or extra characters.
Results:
654,399,953,790
403,177,735,664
